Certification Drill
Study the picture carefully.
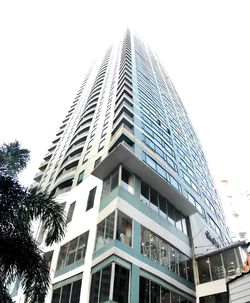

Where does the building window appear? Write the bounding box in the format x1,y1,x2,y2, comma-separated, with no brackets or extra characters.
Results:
200,292,228,303
95,211,132,251
56,231,89,271
98,139,105,151
77,170,85,185
66,201,76,223
101,169,119,199
116,212,132,246
89,263,129,303
121,167,135,194
86,187,97,211
140,181,187,235
51,278,82,303
139,276,191,303
94,157,101,169
95,212,115,251
141,226,193,282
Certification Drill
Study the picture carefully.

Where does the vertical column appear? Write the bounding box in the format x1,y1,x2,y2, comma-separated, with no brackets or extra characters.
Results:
130,220,141,303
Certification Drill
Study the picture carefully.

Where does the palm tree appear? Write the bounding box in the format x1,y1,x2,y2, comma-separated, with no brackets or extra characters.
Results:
0,141,66,303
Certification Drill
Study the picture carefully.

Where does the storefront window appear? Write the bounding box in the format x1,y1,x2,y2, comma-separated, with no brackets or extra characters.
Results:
198,258,211,283
90,263,129,303
209,254,224,280
222,249,238,277
139,276,191,303
141,226,193,282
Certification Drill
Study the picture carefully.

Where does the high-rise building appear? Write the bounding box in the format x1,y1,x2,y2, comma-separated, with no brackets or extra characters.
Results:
13,31,232,303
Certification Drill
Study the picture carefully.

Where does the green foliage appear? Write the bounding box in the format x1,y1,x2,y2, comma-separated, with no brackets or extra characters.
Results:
0,140,30,176
0,141,66,303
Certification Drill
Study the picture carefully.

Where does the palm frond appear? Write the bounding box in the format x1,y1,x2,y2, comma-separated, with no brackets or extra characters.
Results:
25,189,67,246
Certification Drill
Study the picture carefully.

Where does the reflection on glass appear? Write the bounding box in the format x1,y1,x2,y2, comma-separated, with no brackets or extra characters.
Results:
95,212,115,251
101,169,119,199
222,250,237,277
116,212,132,246
198,259,211,283
89,271,100,303
151,281,160,303
121,167,135,194
51,288,60,303
99,265,111,302
71,281,82,303
161,287,171,303
113,265,129,303
140,181,188,235
139,277,149,303
159,195,167,218
210,254,224,280
141,226,193,282
61,284,71,303
140,276,190,303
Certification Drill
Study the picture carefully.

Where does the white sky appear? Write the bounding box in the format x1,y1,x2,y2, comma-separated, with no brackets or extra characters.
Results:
1,0,250,200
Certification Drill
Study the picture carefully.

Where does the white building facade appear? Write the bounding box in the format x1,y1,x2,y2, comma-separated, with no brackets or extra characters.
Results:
13,31,231,303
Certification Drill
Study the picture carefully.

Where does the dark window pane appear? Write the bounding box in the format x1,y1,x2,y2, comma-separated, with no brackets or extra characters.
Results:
139,277,149,303
70,280,82,303
51,288,61,303
167,203,175,225
110,170,118,192
159,195,167,218
150,188,158,212
171,292,180,303
94,157,101,168
151,281,160,303
141,181,150,205
210,254,224,280
198,258,211,283
67,202,76,223
89,271,100,303
61,284,71,303
113,265,129,303
186,259,194,283
86,187,97,211
99,265,111,302
77,170,84,185
222,250,237,277
161,287,170,303
179,254,188,280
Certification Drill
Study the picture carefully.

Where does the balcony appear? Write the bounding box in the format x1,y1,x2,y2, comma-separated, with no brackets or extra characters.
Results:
92,143,197,217
34,171,43,182
112,112,134,137
39,161,48,171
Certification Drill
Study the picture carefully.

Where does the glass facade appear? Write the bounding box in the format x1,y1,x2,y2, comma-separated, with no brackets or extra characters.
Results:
197,246,245,283
56,231,89,271
141,226,193,282
24,31,233,303
89,263,130,303
139,276,191,303
140,181,187,235
51,279,82,303
95,211,132,251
